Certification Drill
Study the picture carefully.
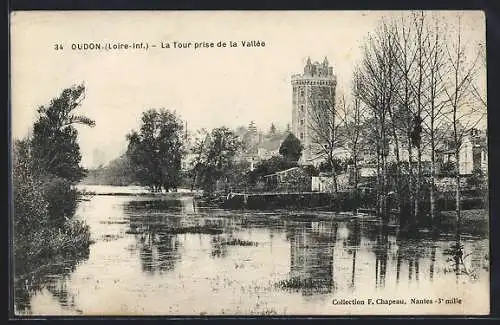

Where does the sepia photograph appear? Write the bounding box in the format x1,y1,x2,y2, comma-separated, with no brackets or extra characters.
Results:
10,10,488,316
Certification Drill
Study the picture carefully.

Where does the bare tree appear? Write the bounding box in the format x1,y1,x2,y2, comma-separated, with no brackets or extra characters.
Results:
390,13,420,228
420,13,451,224
471,42,487,109
338,79,366,189
408,12,431,228
306,85,343,195
354,18,399,218
442,15,485,239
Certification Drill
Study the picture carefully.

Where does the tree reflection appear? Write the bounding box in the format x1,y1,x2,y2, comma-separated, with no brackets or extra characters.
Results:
210,235,229,258
129,217,182,275
279,220,337,296
345,219,361,289
14,249,89,315
137,231,181,274
374,222,389,288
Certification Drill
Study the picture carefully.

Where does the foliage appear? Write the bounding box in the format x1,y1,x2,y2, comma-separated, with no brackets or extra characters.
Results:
248,156,298,184
13,84,93,278
13,139,49,237
82,154,136,186
318,158,350,174
467,167,486,189
195,127,241,195
41,175,79,225
279,133,303,162
30,83,95,183
225,160,252,190
126,108,185,192
302,164,320,177
13,138,92,273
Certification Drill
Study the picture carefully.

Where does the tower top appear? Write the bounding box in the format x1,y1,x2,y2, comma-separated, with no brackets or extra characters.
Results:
302,56,334,78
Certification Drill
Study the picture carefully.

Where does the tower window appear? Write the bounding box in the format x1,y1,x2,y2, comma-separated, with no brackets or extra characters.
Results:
300,119,304,126
300,90,304,97
300,133,304,140
300,105,304,113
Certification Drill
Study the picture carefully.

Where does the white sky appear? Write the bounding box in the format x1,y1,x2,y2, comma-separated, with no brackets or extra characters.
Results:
10,11,486,168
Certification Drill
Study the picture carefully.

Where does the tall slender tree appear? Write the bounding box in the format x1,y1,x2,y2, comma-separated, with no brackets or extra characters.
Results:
442,16,484,240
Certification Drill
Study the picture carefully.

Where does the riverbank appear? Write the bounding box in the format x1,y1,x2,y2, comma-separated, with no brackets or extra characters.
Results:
76,184,200,197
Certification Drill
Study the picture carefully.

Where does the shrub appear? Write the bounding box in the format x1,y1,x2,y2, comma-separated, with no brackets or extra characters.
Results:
39,175,78,225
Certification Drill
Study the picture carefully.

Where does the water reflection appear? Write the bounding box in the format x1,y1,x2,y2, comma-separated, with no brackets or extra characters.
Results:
281,221,336,295
14,250,89,315
345,220,361,289
14,191,490,315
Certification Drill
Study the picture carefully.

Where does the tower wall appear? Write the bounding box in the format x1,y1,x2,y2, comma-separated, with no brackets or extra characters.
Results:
291,58,337,164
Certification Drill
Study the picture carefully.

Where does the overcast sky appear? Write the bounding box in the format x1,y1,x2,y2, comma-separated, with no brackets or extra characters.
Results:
10,11,486,168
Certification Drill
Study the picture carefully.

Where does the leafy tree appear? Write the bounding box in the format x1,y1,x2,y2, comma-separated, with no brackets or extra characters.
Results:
126,108,185,192
279,133,303,162
248,156,298,184
13,139,49,234
82,154,136,186
31,83,95,183
196,127,241,195
13,84,93,278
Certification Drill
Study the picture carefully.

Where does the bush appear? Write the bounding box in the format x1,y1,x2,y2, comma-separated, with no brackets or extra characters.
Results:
40,175,78,225
13,140,91,274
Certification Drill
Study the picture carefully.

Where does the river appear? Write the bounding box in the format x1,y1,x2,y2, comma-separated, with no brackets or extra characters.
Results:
14,185,490,316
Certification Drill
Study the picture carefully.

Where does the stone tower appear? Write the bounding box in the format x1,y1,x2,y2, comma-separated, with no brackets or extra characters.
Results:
291,56,337,164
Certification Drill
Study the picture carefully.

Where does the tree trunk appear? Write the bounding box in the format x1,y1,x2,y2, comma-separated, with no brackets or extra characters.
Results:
404,138,414,230
353,151,358,189
413,146,422,232
455,149,461,242
430,138,436,226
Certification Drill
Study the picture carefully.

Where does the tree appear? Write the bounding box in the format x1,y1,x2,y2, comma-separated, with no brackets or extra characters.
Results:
82,154,136,186
269,123,277,135
354,17,399,219
13,139,49,235
13,85,93,277
31,83,95,183
126,108,185,192
442,15,485,240
249,155,298,184
306,84,343,195
196,127,241,195
279,133,303,162
338,82,366,189
189,128,210,190
419,14,450,223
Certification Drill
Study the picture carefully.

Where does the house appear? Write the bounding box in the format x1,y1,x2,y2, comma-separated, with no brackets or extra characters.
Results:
440,128,488,175
256,137,283,160
237,124,288,167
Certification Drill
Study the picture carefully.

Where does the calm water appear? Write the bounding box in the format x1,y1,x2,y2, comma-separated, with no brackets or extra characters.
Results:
14,186,490,316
